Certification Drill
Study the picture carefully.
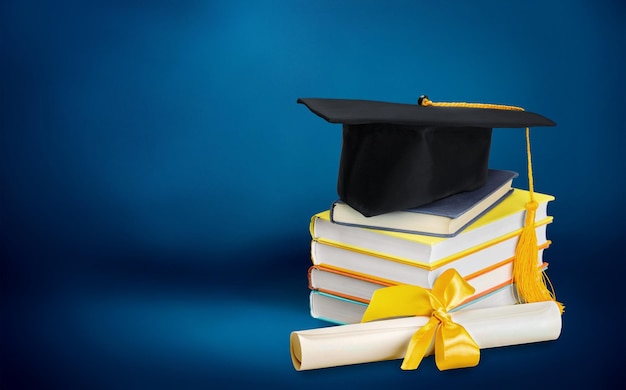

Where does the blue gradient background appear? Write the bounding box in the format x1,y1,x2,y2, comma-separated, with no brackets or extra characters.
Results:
1,0,624,388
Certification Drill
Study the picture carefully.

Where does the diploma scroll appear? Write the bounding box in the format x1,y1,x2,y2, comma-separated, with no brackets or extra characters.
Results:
290,301,561,371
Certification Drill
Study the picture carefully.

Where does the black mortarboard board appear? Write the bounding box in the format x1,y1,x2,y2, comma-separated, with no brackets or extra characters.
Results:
298,96,556,217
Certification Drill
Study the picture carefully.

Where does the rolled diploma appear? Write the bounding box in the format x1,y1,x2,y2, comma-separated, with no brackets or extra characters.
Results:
290,301,561,371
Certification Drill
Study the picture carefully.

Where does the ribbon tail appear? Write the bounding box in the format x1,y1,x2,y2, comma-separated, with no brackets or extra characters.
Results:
434,321,480,371
400,317,438,370
361,285,432,323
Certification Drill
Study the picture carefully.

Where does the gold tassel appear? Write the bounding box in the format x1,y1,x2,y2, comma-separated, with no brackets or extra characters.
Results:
419,97,564,313
513,128,564,313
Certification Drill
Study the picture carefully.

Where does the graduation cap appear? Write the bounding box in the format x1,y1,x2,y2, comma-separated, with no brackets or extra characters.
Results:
298,95,563,313
298,95,555,217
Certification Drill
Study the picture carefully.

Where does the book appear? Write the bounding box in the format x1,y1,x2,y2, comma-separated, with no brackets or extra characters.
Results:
308,260,549,305
310,188,554,267
310,224,550,287
309,282,524,325
330,169,519,237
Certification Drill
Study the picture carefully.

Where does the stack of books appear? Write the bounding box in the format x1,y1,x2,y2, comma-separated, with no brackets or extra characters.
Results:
305,169,555,325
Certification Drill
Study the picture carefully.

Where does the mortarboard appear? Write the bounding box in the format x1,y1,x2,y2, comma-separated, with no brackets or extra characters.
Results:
297,96,556,217
298,95,563,314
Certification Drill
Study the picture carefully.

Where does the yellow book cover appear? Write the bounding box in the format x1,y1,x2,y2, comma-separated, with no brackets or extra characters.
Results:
310,188,554,267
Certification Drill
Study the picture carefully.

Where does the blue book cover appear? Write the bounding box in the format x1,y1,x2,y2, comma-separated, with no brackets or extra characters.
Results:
330,169,519,237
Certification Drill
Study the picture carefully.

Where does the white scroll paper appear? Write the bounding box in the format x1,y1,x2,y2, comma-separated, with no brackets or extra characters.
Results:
290,301,561,371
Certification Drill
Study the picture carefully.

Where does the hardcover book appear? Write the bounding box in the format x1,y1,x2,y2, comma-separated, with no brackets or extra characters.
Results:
308,260,549,305
311,189,554,267
309,282,524,325
330,169,518,237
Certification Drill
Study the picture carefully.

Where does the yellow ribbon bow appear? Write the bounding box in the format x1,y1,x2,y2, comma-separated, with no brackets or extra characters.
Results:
361,269,480,371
